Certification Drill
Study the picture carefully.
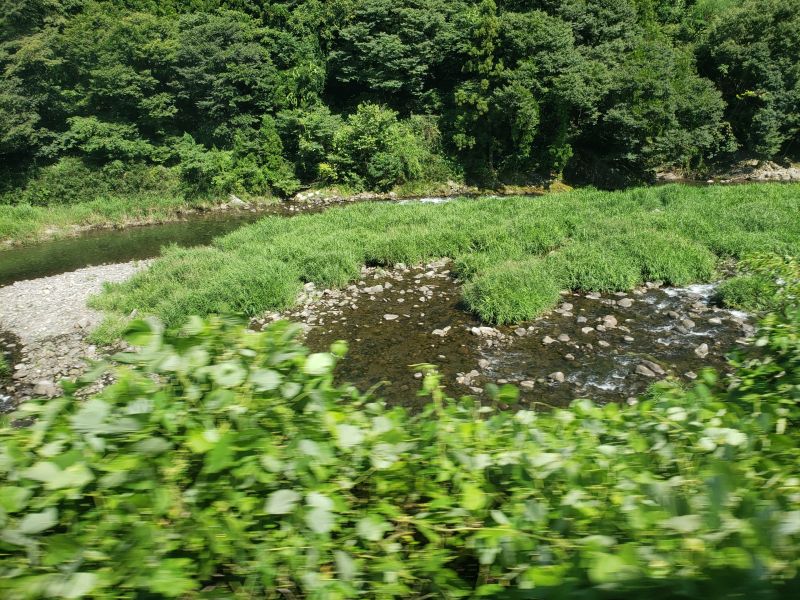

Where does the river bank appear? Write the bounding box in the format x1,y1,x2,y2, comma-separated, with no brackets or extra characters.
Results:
0,261,151,403
0,181,554,248
0,257,753,411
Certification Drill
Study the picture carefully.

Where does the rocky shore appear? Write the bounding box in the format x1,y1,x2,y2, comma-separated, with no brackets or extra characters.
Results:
658,160,800,184
0,260,151,403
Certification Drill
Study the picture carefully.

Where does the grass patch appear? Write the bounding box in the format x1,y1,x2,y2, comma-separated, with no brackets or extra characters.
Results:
718,275,779,311
94,183,800,329
0,354,9,378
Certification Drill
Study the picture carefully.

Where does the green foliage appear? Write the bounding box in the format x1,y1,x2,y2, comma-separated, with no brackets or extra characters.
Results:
698,0,800,158
326,103,452,191
0,0,797,200
719,255,800,312
3,269,800,596
94,183,800,328
0,158,181,207
0,353,9,378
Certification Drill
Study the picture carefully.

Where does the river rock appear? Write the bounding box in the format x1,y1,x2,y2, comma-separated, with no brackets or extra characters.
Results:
636,365,657,378
383,314,399,321
520,380,535,390
33,380,59,397
548,371,565,383
640,359,666,375
557,334,570,342
363,284,384,294
542,336,556,345
708,317,722,325
432,326,451,337
602,315,618,328
514,328,527,337
228,194,248,208
617,298,633,308
694,343,709,358
681,318,696,329
471,326,498,337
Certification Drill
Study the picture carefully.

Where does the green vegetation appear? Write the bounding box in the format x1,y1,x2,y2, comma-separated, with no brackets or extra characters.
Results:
93,184,800,332
2,254,799,598
719,255,800,312
0,354,9,378
1,0,798,213
0,159,273,245
0,195,224,246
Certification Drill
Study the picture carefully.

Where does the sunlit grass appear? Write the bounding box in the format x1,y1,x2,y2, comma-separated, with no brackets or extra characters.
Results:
93,183,800,328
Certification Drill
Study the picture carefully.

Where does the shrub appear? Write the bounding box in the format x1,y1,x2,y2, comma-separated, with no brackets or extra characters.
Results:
2,286,800,598
718,255,800,312
329,104,453,191
0,159,182,207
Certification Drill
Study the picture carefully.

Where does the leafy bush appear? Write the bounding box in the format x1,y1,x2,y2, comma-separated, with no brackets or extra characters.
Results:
0,158,183,207
3,260,800,597
329,104,453,191
719,255,800,312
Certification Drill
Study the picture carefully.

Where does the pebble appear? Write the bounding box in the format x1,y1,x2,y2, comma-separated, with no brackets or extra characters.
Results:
617,298,633,308
708,317,722,325
694,343,709,358
548,371,565,383
602,315,618,328
581,327,595,335
543,336,556,345
514,328,527,337
383,314,399,321
557,334,570,342
520,380,535,390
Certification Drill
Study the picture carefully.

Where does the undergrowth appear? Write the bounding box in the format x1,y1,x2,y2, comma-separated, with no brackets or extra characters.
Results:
1,253,799,597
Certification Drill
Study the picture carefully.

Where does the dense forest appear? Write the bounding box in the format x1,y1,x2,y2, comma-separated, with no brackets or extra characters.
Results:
1,0,799,201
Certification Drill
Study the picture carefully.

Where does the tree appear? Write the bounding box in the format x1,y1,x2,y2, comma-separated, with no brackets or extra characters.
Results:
698,0,800,158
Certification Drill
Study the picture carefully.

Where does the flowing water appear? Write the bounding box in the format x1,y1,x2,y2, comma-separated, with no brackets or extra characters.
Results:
258,262,752,409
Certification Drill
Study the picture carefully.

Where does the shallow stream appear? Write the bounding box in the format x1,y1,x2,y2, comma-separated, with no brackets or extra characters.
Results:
257,262,753,409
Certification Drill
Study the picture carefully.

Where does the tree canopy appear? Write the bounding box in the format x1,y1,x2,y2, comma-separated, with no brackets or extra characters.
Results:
0,0,797,198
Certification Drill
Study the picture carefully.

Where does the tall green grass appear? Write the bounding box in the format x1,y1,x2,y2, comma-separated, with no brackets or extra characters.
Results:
93,184,800,329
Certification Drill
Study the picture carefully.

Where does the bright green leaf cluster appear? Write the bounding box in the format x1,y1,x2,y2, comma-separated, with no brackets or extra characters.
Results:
1,283,800,597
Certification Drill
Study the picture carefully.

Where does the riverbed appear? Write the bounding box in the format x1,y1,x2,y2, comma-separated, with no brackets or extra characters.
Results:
256,260,753,408
0,192,757,410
